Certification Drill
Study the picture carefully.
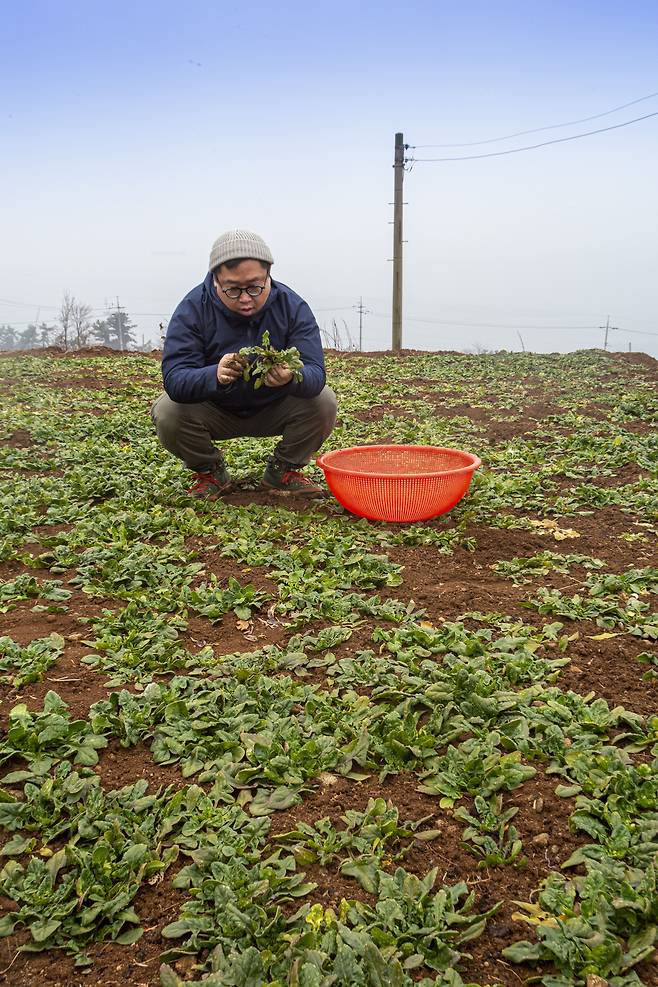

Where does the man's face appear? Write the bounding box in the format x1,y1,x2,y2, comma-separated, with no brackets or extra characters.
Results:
213,260,271,318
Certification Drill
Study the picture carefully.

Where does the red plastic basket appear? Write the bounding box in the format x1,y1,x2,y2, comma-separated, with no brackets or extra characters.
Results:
316,445,481,522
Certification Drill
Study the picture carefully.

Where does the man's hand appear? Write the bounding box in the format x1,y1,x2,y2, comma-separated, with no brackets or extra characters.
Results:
264,364,294,387
217,353,247,386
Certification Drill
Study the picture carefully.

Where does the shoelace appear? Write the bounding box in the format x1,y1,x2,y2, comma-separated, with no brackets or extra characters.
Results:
189,471,220,493
282,470,315,485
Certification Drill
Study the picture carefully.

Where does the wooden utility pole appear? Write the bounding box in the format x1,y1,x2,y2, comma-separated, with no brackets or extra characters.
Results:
392,132,404,351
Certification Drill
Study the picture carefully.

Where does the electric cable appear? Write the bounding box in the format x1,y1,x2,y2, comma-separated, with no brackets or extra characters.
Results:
411,89,658,148
409,111,658,162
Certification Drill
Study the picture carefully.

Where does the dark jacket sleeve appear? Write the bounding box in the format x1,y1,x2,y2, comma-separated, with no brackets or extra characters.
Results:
284,299,326,398
161,298,221,403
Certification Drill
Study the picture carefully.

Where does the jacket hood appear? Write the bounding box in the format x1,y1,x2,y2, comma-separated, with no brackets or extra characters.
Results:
203,271,279,327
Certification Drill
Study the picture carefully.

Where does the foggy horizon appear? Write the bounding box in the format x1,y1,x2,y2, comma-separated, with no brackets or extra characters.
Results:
2,0,657,358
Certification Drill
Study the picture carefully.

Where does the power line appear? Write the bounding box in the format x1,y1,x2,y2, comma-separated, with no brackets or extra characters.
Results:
408,110,658,162
313,306,355,312
408,317,601,330
412,89,658,148
0,297,61,310
0,296,109,313
369,311,658,336
0,298,172,319
370,311,600,330
0,296,355,318
0,296,173,316
610,326,658,337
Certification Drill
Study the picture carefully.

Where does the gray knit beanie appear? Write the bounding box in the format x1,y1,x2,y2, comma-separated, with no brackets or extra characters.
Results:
209,229,274,271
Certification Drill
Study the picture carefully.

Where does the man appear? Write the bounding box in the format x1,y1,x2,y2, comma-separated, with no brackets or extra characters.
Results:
152,229,337,497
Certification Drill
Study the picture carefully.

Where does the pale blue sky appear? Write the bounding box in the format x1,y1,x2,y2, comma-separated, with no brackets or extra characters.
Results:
2,0,657,355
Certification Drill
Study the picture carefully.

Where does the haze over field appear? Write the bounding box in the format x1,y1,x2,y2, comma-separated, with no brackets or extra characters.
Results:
1,0,657,356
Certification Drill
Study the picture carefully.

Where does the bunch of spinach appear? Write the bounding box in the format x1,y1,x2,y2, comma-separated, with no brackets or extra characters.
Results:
239,330,304,389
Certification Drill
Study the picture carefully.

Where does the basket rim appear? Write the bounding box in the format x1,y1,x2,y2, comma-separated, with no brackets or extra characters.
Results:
316,444,481,479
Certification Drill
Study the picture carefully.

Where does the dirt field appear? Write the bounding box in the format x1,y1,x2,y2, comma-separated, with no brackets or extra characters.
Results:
0,347,656,987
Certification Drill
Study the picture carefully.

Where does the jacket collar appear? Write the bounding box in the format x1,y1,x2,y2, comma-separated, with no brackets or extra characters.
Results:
204,270,278,325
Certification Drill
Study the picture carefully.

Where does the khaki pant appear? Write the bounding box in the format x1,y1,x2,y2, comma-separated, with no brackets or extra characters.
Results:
151,387,338,473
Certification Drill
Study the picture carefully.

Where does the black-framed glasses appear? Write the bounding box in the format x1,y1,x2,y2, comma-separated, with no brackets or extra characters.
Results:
215,275,269,300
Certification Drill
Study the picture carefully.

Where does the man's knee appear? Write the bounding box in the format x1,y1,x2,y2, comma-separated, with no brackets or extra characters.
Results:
311,386,338,432
151,393,204,430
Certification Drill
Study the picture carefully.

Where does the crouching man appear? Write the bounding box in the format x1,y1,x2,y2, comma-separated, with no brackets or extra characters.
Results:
152,229,337,497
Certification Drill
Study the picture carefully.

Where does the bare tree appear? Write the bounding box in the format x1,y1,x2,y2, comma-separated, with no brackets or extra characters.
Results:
320,324,332,349
58,292,75,349
468,341,497,355
320,318,357,351
71,300,93,349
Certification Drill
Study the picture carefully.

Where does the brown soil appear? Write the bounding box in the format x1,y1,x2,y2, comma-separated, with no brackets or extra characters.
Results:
93,739,188,793
0,648,115,731
267,767,591,986
558,626,658,717
46,377,126,391
609,351,658,370
0,870,189,986
0,429,33,448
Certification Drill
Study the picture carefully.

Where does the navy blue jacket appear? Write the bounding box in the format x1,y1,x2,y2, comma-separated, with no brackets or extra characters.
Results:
161,273,326,417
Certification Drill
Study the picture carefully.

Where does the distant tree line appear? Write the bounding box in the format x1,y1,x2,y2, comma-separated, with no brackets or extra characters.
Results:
0,292,155,352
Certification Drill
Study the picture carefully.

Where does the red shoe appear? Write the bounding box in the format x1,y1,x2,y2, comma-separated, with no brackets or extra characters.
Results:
261,457,324,495
188,462,232,499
